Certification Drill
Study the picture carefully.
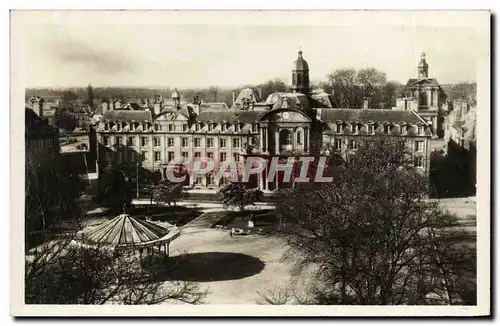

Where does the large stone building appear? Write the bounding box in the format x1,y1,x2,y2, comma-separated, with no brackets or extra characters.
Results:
96,49,433,192
393,52,448,138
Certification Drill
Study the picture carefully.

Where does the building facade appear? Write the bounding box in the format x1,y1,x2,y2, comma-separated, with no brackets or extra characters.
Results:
96,50,433,192
393,52,448,138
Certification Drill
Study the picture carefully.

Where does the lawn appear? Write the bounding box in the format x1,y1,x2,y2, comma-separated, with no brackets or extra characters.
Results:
128,205,203,227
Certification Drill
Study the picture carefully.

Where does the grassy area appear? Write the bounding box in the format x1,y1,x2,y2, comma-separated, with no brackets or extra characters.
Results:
124,205,203,227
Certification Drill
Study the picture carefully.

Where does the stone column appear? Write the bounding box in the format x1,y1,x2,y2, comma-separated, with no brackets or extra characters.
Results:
275,129,280,155
263,128,267,152
427,90,432,108
260,127,264,149
305,128,309,152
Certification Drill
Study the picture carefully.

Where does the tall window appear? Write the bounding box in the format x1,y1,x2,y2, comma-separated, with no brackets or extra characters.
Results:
127,137,135,146
220,138,227,148
208,124,214,132
207,173,215,186
141,151,148,161
168,124,174,132
181,152,189,160
154,124,160,131
234,124,240,132
103,136,109,146
115,136,122,146
194,138,201,148
349,139,357,150
167,137,175,147
207,138,214,148
181,137,189,147
154,137,161,147
207,152,214,160
220,152,227,162
141,137,148,147
232,138,240,148
280,130,292,145
233,153,240,162
221,123,227,132
183,124,188,132
415,141,424,152
297,131,302,145
167,151,175,162
154,151,161,161
194,152,201,161
335,139,342,150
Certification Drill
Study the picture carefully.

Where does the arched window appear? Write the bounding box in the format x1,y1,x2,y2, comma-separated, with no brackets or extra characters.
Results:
296,130,302,145
292,73,297,85
280,129,293,151
297,73,303,85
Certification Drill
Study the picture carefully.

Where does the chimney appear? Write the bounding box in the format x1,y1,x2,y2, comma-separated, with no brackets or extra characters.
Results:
232,90,236,106
258,88,262,101
31,96,45,118
109,99,114,110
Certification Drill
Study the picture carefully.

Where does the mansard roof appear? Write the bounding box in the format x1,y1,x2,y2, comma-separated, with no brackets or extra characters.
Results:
320,108,426,125
195,109,265,123
102,110,152,122
406,78,441,87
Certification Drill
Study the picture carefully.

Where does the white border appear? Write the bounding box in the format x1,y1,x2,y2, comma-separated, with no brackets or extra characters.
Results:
7,8,492,318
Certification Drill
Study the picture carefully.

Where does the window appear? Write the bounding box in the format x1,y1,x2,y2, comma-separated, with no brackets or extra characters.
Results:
181,152,189,161
207,152,214,160
127,137,135,146
104,123,110,131
207,174,215,185
154,137,161,147
116,123,122,131
168,124,174,132
103,136,109,146
233,153,240,162
141,137,148,147
297,131,302,145
232,138,240,148
141,151,148,161
220,138,227,148
167,137,175,147
194,124,200,131
349,139,357,150
384,125,390,134
234,124,240,132
182,124,188,132
154,151,161,161
280,130,292,146
115,136,122,146
181,137,189,147
195,175,202,185
220,152,227,162
252,123,258,133
194,138,201,148
167,152,175,162
414,156,424,168
208,124,214,132
194,152,201,161
415,141,424,152
154,124,160,131
207,138,214,148
116,150,122,162
335,139,342,150
367,124,374,134
418,126,425,135
221,123,227,132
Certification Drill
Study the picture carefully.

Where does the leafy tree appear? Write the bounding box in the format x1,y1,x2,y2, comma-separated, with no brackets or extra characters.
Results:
99,165,133,213
152,179,187,207
61,90,78,104
217,182,263,213
272,137,476,305
86,84,94,107
327,68,358,108
258,79,289,100
208,86,219,102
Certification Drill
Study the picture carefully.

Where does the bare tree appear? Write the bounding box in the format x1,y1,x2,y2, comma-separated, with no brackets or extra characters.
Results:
272,137,476,305
208,86,219,102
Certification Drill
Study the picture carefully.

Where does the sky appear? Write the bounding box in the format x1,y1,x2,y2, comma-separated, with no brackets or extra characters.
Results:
14,11,489,89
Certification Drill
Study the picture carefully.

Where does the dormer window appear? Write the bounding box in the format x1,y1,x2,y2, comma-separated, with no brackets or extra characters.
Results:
221,123,227,132
418,125,424,135
154,123,160,131
168,124,174,132
208,123,214,132
252,123,258,133
234,124,240,132
194,124,200,132
183,124,188,132
384,124,390,134
104,123,110,131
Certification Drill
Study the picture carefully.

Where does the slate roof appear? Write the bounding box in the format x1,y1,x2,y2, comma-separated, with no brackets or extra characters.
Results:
196,109,265,123
320,109,426,124
406,78,441,86
102,110,152,122
200,102,229,111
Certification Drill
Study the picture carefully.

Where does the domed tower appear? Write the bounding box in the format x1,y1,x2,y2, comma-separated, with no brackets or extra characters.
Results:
171,88,181,107
418,52,429,79
292,48,310,94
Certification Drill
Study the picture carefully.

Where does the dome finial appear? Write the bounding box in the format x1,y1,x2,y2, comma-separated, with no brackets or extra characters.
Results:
298,46,303,57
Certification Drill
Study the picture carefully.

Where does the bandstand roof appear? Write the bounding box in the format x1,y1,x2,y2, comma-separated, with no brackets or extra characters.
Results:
84,214,178,248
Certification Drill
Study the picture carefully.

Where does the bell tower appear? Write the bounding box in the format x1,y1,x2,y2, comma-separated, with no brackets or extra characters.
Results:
292,48,310,94
418,52,429,79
